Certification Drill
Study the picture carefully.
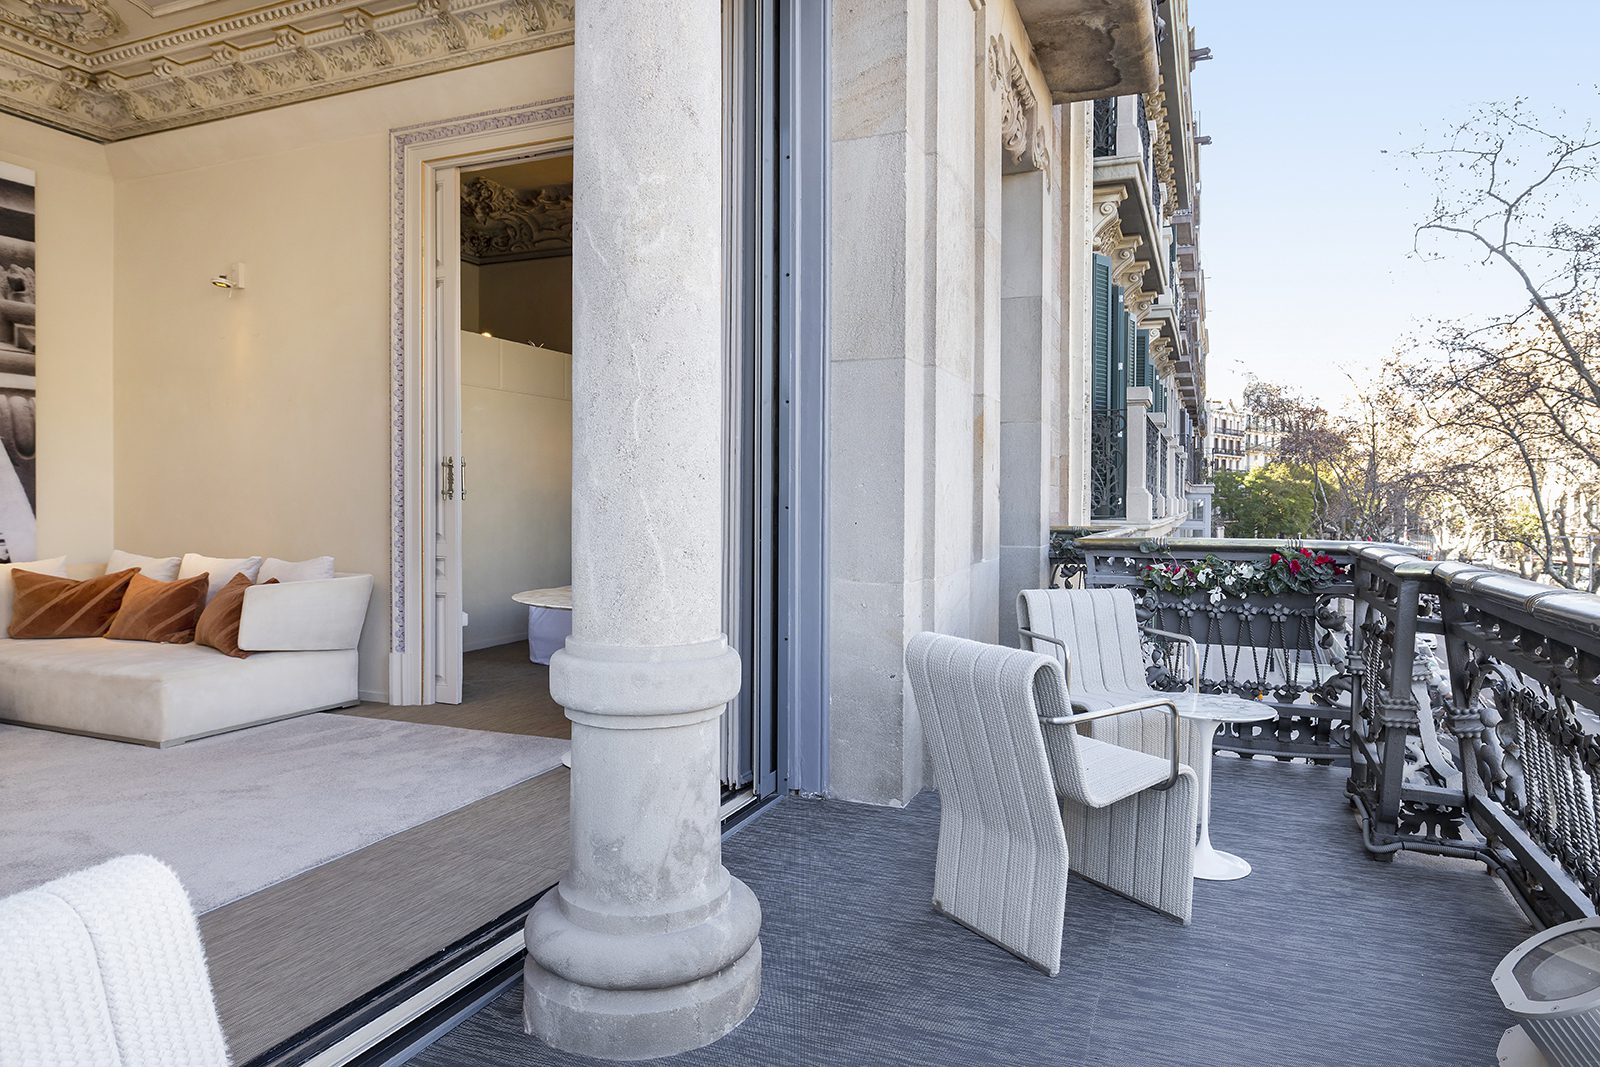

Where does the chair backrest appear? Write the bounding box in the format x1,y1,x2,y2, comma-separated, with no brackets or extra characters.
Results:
1016,587,1147,694
906,632,1073,831
0,855,230,1067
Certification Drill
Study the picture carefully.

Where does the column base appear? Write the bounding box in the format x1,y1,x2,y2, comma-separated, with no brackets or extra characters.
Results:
523,939,761,1061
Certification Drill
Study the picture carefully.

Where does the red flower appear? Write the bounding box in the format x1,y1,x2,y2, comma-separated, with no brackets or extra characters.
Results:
1288,559,1303,574
1314,554,1333,565
1300,548,1313,558
1269,553,1282,564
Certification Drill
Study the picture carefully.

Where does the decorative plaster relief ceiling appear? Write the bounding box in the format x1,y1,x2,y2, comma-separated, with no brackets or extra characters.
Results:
462,154,570,264
0,0,571,141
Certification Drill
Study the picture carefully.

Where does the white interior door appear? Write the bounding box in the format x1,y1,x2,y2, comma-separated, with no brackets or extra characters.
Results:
432,168,465,704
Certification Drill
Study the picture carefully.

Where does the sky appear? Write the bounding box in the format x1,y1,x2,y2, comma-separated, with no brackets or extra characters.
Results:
1189,1,1600,404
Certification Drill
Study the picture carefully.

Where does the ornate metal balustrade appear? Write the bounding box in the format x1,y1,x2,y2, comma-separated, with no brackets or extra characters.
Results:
1052,532,1600,928
1092,96,1118,157
1090,410,1127,520
1347,548,1600,926
1145,428,1161,519
1068,537,1361,764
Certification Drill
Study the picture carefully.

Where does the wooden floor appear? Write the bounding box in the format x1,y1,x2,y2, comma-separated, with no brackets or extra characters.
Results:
200,642,570,1065
343,642,570,739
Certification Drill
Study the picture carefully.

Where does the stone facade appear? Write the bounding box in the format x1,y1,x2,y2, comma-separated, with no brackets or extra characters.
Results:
827,0,1211,805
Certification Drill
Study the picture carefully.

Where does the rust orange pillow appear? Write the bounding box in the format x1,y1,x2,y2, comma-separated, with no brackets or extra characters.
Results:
9,567,138,638
106,572,210,644
195,573,277,658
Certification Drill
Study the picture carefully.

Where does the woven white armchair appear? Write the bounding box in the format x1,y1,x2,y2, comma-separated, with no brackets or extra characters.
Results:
906,632,1198,976
0,855,229,1067
1016,586,1198,749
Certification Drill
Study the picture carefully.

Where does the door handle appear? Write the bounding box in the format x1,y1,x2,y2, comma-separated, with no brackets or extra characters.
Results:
442,456,455,499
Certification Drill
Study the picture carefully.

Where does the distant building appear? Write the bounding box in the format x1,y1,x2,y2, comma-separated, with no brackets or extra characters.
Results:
1205,398,1279,474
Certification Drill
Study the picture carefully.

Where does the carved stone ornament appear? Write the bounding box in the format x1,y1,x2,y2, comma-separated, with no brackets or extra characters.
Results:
1094,188,1147,299
987,34,1051,184
0,0,121,44
0,0,574,141
461,176,572,263
1143,83,1177,222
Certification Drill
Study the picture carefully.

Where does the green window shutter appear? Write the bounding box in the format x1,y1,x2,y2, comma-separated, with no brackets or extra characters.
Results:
1110,287,1128,408
1134,329,1150,388
1091,254,1112,411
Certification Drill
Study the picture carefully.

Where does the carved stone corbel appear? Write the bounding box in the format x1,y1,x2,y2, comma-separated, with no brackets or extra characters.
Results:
987,34,1052,187
212,42,265,96
417,0,468,52
151,58,201,111
276,28,328,83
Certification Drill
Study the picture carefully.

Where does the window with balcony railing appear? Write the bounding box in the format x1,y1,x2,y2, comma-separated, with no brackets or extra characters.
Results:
1092,96,1117,157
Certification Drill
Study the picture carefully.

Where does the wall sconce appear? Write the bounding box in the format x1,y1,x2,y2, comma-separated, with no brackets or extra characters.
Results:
211,263,247,292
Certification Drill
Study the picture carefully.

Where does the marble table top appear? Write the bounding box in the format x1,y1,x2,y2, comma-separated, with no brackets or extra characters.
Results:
1076,687,1277,724
512,586,572,611
1169,691,1279,724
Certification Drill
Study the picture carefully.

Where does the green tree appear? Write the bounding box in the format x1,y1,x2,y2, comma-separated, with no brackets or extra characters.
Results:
1213,464,1317,539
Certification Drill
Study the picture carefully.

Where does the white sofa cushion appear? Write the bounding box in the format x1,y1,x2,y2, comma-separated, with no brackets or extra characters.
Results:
238,573,372,652
258,556,335,584
0,556,67,633
105,550,182,581
0,639,358,746
179,554,263,603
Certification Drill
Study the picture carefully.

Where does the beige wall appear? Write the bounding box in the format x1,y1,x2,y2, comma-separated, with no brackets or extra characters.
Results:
106,48,575,699
0,114,115,566
459,332,571,652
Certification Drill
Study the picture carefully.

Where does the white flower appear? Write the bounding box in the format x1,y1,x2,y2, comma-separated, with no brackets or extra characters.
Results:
1209,588,1224,605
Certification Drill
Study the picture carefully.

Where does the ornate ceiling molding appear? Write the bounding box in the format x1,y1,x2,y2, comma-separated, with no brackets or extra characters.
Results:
0,0,121,43
0,0,572,140
987,34,1050,184
460,174,570,264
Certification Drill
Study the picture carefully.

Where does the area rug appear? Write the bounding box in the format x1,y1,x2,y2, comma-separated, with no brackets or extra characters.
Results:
0,713,569,911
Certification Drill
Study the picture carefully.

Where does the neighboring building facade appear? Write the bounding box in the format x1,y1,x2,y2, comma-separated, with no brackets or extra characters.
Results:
1205,397,1280,473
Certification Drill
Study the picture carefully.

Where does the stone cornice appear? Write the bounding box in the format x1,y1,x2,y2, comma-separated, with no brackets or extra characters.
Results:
0,0,572,140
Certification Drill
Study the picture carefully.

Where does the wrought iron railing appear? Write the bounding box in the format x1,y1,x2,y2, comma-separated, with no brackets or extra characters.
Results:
1145,427,1161,519
1053,533,1600,927
1347,548,1600,926
1069,537,1360,764
1092,96,1117,158
1137,94,1151,177
1089,409,1127,520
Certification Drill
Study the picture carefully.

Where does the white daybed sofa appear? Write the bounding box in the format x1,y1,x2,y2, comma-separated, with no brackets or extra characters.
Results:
0,573,373,747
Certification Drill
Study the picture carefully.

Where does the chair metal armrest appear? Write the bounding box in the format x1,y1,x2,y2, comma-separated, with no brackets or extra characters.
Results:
1040,696,1183,792
1142,625,1199,695
1018,627,1071,688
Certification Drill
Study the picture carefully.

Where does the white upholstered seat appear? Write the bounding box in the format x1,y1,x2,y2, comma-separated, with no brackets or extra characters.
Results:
906,632,1198,976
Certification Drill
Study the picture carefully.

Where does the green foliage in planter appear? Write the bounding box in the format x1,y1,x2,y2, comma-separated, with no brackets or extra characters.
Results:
1139,547,1346,601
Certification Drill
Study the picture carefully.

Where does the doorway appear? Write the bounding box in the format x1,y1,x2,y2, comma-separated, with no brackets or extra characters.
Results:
408,138,778,794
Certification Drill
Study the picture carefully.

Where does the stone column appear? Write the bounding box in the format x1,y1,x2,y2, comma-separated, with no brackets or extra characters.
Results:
523,0,762,1059
1125,386,1154,524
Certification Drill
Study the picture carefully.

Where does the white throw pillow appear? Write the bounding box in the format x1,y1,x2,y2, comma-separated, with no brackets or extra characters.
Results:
258,556,335,583
179,553,264,602
0,556,67,634
106,549,181,581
